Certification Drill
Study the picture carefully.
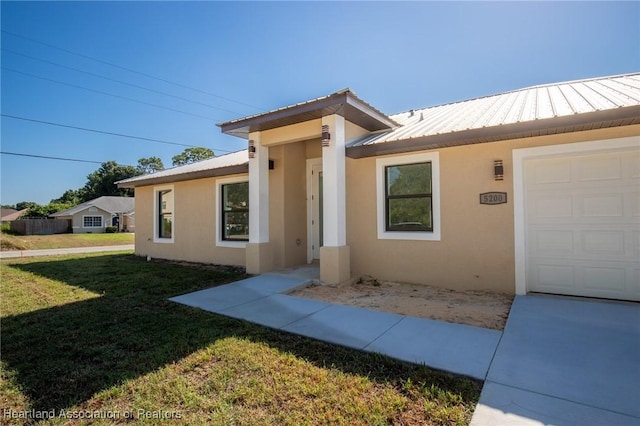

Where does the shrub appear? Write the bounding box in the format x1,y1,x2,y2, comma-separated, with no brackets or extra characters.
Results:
105,226,118,233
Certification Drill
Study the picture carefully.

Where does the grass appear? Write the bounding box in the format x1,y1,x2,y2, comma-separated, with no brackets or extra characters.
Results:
0,232,134,251
0,253,481,425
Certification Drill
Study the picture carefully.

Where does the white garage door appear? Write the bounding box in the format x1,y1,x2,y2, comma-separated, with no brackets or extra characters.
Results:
525,148,640,301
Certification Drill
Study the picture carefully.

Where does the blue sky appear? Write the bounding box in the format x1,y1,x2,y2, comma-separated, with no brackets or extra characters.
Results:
1,1,638,206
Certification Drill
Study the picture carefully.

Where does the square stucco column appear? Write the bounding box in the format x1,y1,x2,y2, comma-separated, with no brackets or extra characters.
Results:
320,115,350,284
246,132,273,274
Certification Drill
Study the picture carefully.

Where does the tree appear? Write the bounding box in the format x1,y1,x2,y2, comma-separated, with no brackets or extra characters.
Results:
50,189,83,206
16,201,39,211
22,202,73,218
172,147,214,166
81,161,142,201
137,156,164,174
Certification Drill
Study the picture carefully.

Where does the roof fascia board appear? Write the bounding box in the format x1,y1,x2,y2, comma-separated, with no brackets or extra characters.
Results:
219,91,397,137
219,92,349,135
344,95,399,129
346,106,640,159
117,164,249,188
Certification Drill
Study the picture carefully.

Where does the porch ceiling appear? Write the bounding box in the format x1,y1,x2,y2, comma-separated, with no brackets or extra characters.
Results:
218,89,398,139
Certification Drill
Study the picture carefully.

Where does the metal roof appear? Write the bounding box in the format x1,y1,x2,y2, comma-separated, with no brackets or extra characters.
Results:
218,89,398,138
118,73,640,187
117,150,248,188
50,196,135,216
347,73,640,157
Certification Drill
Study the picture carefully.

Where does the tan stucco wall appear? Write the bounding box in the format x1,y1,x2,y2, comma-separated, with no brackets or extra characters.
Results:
268,140,317,268
256,118,369,147
134,176,246,265
261,119,322,146
346,125,640,293
133,137,317,268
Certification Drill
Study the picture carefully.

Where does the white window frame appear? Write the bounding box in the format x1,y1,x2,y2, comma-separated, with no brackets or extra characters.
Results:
376,152,441,241
216,175,249,248
82,215,103,228
153,184,174,243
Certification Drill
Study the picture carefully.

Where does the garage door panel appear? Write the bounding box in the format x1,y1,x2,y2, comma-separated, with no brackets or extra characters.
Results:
532,263,575,290
531,194,573,218
625,150,640,178
582,230,625,256
533,230,574,254
530,158,572,184
632,192,640,217
575,154,622,182
632,269,640,295
525,148,640,301
579,193,624,217
583,266,626,291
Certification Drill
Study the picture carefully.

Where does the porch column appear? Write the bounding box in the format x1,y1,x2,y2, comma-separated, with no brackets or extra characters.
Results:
245,132,273,274
320,114,350,284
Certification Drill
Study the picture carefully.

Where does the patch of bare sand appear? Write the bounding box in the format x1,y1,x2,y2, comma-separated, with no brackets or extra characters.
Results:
289,277,514,330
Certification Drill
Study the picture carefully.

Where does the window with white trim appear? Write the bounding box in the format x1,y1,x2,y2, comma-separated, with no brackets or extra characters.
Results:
83,216,103,228
221,182,249,241
216,176,249,248
385,162,432,232
154,185,174,243
376,152,440,241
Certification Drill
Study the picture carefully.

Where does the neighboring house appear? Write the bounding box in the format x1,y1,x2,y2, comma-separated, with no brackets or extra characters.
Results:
50,196,135,233
118,73,640,302
1,208,27,221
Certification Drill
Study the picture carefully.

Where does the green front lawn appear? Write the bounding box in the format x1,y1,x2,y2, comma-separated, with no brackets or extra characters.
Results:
1,254,481,425
0,232,134,251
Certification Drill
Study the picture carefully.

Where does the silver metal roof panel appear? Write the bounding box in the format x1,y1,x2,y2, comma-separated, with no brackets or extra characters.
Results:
347,73,640,156
116,150,249,188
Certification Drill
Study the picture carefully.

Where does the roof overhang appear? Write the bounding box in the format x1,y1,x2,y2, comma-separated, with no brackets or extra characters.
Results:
218,89,398,139
346,105,640,158
117,164,249,188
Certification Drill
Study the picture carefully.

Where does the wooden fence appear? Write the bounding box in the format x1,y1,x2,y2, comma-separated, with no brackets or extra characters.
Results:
9,219,71,235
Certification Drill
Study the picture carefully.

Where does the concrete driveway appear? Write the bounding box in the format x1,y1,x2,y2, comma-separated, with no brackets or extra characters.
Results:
472,295,640,425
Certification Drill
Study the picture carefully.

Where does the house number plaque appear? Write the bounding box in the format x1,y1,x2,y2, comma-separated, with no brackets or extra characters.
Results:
480,192,507,205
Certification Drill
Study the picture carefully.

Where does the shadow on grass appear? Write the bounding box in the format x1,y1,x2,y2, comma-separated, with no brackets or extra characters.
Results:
2,254,481,413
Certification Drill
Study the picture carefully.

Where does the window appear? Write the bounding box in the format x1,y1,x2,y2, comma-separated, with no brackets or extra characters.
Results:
376,152,440,241
385,162,432,231
156,188,173,241
221,182,249,241
83,216,102,228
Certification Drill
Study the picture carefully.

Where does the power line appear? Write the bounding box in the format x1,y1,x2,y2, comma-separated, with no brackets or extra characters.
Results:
1,151,110,165
2,29,266,112
3,67,220,122
2,48,246,116
1,113,234,153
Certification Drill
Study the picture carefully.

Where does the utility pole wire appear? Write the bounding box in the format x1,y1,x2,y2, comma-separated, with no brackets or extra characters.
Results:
2,29,266,112
2,113,234,153
1,114,240,152
0,151,125,165
3,67,221,122
2,48,246,116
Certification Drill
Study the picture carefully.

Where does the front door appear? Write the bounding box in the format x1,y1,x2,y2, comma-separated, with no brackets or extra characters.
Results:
307,159,323,261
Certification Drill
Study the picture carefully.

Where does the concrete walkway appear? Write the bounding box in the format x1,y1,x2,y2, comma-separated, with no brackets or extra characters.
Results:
0,245,134,259
169,267,501,380
169,270,640,425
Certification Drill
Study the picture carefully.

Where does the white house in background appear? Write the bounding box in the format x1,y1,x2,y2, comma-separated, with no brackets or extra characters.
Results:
51,196,135,233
